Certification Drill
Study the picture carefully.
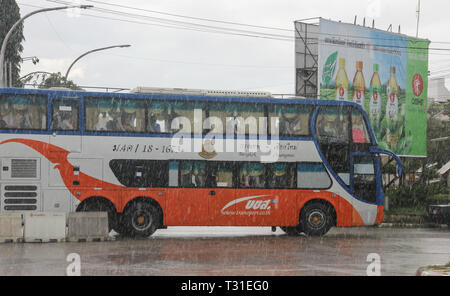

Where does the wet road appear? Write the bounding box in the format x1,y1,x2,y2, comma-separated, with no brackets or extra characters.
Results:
0,227,449,276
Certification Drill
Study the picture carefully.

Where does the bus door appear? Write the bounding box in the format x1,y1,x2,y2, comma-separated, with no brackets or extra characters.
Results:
49,98,81,153
350,152,381,224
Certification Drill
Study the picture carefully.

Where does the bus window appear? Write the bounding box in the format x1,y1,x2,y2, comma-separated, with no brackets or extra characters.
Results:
209,103,264,136
169,161,179,187
85,97,145,133
351,109,370,144
239,163,265,188
267,163,296,189
0,94,47,130
180,161,206,188
51,100,79,131
207,162,234,188
297,163,331,189
269,105,313,137
316,107,350,143
109,160,168,187
148,101,205,134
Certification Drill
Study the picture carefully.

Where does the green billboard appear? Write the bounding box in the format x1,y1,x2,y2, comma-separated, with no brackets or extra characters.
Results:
318,19,430,157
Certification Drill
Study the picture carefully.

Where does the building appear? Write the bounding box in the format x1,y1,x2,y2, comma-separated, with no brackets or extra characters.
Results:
428,78,450,103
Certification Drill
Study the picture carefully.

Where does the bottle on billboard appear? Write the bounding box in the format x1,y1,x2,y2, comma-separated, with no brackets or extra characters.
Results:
352,61,366,106
335,58,349,100
386,66,399,148
369,64,382,128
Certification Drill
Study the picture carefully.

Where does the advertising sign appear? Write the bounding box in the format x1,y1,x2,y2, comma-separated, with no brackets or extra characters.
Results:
318,19,430,157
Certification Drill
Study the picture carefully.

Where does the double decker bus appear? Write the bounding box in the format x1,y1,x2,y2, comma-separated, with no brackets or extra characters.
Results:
0,87,402,237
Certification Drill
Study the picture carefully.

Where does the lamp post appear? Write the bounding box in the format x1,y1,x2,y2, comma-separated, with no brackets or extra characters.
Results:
0,5,93,88
64,45,131,82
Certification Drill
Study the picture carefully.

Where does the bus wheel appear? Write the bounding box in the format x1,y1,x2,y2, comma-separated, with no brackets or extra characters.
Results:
300,202,334,237
123,201,159,238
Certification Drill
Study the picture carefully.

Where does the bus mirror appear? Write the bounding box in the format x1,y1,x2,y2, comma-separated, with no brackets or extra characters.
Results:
369,147,403,177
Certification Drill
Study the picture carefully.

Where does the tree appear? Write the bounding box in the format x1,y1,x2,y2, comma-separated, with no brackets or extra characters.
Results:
0,0,24,87
38,72,83,90
427,101,450,168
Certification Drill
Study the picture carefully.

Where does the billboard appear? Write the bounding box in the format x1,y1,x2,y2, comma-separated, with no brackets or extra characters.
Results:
318,19,430,157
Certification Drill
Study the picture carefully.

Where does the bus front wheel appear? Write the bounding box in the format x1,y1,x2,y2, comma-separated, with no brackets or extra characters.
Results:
122,201,160,238
299,202,334,237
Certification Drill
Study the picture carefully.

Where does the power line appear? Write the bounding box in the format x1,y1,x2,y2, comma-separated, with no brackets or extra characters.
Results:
86,0,292,32
18,1,450,58
46,0,450,53
49,0,450,45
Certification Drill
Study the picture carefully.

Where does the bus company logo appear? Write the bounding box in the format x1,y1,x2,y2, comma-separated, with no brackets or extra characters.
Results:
221,195,277,216
198,139,217,159
412,74,424,97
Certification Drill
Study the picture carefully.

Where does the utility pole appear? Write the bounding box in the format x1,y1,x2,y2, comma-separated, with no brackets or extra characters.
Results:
416,0,421,38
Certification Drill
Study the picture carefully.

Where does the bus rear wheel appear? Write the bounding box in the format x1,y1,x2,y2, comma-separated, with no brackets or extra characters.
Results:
122,201,160,238
299,202,334,237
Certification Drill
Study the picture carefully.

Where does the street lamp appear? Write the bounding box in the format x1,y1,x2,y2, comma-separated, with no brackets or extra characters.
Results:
0,5,93,88
64,45,131,82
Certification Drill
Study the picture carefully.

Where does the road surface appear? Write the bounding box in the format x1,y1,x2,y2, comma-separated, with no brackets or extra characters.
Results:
0,227,449,276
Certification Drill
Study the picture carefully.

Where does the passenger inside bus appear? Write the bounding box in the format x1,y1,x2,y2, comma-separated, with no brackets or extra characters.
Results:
181,162,206,188
240,163,265,188
106,108,125,132
0,105,13,128
95,112,111,131
267,163,295,188
54,111,74,130
121,111,136,132
279,109,302,136
148,113,161,133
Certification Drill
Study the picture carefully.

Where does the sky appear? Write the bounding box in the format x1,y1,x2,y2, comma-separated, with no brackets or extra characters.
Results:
15,0,450,94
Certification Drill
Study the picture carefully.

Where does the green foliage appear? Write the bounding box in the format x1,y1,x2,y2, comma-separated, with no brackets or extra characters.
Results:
38,72,82,90
0,0,25,87
386,183,449,208
426,101,450,169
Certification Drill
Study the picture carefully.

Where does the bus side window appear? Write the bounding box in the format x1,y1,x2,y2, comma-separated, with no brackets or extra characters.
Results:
0,94,47,130
267,163,296,189
207,162,234,188
148,101,183,134
239,163,265,188
51,100,79,131
269,105,313,137
109,160,168,188
297,163,332,189
169,161,179,187
316,107,350,143
180,161,206,188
